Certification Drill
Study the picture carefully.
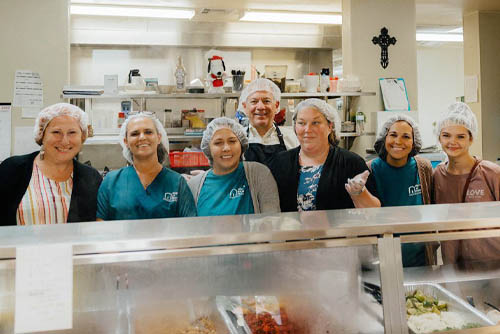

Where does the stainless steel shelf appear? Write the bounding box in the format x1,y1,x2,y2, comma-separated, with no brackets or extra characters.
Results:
62,91,376,100
84,134,202,145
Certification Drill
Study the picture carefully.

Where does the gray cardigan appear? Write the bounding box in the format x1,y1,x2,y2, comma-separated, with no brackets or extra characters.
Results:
188,161,280,214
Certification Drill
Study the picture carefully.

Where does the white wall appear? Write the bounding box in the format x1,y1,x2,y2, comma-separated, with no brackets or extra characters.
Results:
416,44,464,147
0,0,69,155
70,46,333,86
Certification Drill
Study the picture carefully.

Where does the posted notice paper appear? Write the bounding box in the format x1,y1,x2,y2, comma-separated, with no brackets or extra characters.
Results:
13,70,43,108
464,75,478,103
15,244,73,333
0,103,12,161
21,106,40,119
14,126,39,156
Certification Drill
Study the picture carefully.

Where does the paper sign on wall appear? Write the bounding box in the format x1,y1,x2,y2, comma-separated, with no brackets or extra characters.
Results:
13,70,43,108
464,75,478,103
21,106,40,119
14,126,39,156
0,103,12,161
15,244,73,333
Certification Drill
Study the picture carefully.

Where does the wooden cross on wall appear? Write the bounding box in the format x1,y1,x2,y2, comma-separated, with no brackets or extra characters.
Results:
372,27,397,69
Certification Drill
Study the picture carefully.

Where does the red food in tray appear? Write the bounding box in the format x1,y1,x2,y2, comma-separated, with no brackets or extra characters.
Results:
243,307,297,334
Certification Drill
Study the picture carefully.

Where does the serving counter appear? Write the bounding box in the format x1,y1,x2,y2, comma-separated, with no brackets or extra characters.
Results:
0,202,499,333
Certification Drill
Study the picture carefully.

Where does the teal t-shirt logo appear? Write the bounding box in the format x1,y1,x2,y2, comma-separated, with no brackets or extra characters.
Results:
163,192,178,202
229,186,245,199
408,184,422,197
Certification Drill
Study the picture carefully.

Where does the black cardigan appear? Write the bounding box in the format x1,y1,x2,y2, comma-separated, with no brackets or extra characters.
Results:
269,146,378,212
0,151,102,226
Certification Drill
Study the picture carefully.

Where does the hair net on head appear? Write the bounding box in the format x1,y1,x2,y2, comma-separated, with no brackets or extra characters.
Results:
119,112,169,165
34,103,88,145
437,102,478,139
201,117,249,164
373,114,422,160
293,98,341,142
239,78,281,112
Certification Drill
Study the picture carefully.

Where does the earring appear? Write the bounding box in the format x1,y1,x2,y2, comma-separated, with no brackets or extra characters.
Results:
40,145,45,160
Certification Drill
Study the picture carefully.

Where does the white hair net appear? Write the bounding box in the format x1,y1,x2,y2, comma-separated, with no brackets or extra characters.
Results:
373,114,422,159
34,103,88,145
239,78,281,113
437,102,478,139
201,117,249,164
119,112,169,165
293,98,341,142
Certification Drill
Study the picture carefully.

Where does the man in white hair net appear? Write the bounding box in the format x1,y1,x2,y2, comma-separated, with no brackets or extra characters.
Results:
433,102,500,266
239,78,299,166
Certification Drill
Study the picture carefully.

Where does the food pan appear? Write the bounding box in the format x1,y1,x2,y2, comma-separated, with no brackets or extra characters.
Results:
404,283,495,333
216,296,251,334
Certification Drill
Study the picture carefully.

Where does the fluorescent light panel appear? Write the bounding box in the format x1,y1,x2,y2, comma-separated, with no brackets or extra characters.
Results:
448,27,463,33
71,4,195,19
416,33,463,42
241,11,342,25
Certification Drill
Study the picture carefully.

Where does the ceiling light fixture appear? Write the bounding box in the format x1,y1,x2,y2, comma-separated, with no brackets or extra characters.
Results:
416,33,463,42
240,10,342,25
70,4,195,19
448,27,463,33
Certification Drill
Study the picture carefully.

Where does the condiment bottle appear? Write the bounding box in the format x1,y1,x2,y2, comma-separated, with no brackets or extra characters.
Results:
117,112,125,128
320,68,330,93
174,56,186,92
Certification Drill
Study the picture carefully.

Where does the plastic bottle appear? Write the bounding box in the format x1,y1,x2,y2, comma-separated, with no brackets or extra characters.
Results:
329,76,339,93
164,109,172,128
320,68,330,93
356,108,365,135
174,56,186,92
117,112,125,128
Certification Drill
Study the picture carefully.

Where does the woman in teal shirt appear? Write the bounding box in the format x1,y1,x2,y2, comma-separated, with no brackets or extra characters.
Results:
97,112,196,220
369,114,433,267
188,117,280,216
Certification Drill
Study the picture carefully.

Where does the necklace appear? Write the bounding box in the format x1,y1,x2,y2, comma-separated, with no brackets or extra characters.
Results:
134,163,162,189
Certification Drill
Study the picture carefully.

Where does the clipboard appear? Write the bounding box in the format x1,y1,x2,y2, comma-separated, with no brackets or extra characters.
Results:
379,78,410,111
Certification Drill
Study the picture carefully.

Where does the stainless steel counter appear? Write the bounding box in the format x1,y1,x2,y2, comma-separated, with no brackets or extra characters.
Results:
0,201,499,334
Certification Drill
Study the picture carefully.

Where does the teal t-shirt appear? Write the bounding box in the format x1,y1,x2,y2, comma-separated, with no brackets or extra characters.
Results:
371,157,423,207
97,166,197,220
371,157,425,267
197,162,254,217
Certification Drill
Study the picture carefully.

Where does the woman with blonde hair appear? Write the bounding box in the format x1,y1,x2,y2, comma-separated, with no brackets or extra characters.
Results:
0,103,102,225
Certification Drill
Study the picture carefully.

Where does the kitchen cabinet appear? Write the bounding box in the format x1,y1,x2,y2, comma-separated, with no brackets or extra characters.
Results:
1,202,500,333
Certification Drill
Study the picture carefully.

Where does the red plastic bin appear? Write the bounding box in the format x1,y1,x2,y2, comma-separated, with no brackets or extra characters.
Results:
169,151,210,168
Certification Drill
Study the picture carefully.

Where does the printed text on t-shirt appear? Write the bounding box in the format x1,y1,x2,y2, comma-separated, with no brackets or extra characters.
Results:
163,192,178,202
229,186,245,199
408,184,422,197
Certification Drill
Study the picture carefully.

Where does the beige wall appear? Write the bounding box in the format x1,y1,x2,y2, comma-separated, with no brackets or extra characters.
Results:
342,0,418,157
463,12,483,157
463,11,500,161
0,0,69,154
478,12,500,161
